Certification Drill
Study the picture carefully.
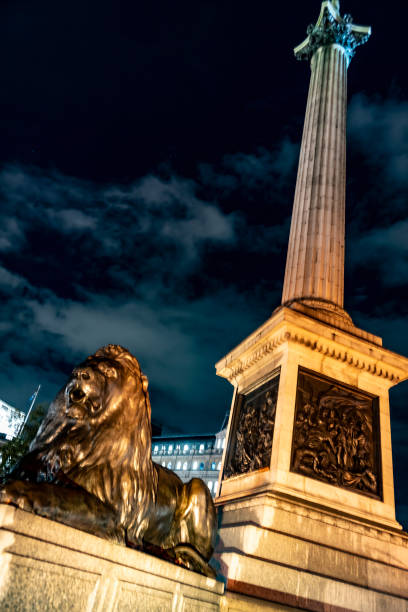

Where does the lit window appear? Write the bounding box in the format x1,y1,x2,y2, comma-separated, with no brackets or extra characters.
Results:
168,445,173,454
162,445,166,451
193,461,198,470
176,461,181,469
167,462,172,469
217,462,221,470
214,482,218,495
183,444,189,453
216,439,221,449
162,462,165,467
222,438,225,449
208,481,213,491
153,445,158,454
199,462,204,470
183,461,188,470
199,443,204,453
211,462,216,470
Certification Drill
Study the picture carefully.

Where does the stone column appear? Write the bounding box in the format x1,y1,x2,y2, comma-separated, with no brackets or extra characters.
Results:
214,5,408,607
281,1,370,324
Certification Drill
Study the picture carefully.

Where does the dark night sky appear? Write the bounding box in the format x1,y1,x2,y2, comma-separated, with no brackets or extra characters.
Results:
0,1,407,526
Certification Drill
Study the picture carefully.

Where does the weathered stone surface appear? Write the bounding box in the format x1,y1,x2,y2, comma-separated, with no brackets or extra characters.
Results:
214,493,408,611
0,504,223,611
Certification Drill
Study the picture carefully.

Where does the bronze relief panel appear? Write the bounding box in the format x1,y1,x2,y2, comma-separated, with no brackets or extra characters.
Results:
224,372,280,479
291,368,382,499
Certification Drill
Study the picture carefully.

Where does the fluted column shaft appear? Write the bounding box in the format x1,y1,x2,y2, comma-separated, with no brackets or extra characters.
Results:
282,44,348,307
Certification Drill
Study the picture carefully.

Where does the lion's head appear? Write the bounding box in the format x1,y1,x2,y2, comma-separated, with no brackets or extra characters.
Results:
30,345,157,539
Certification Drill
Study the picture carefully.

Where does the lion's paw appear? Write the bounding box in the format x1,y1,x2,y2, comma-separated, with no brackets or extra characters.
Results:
174,545,217,578
0,480,36,512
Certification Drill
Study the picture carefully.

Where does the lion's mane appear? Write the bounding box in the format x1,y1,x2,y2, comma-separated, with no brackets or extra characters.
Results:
29,344,158,542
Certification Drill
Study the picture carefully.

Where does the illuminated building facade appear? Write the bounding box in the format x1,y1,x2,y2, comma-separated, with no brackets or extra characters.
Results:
152,426,226,497
0,398,24,444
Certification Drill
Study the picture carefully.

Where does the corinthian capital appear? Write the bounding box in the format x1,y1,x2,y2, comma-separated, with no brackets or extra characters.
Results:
294,1,371,64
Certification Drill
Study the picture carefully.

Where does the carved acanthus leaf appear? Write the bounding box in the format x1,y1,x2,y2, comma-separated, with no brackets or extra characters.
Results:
296,6,370,62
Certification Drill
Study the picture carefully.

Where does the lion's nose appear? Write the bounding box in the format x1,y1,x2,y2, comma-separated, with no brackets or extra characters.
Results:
69,387,86,403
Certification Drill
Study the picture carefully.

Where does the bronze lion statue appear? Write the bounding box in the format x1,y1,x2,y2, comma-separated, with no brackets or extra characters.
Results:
0,345,217,577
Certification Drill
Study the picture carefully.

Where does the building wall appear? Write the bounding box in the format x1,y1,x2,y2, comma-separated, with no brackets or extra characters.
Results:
152,429,226,496
0,399,24,442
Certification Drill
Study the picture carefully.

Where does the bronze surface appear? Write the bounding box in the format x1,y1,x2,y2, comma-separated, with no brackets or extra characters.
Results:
0,345,217,577
291,368,381,499
224,374,279,479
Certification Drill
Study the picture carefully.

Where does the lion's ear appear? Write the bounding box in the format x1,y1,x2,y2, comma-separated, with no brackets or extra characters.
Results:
141,374,149,393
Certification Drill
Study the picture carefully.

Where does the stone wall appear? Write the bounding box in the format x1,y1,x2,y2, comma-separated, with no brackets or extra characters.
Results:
0,504,224,611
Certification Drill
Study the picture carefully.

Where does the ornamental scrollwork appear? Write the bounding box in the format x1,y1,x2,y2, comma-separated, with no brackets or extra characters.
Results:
291,369,381,499
224,375,279,479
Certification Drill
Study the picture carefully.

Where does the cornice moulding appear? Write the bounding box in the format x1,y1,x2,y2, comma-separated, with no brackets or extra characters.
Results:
216,308,408,385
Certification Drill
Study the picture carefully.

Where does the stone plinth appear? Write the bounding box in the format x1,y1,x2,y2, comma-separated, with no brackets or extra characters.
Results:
214,305,408,609
0,503,224,611
214,493,408,611
216,306,408,529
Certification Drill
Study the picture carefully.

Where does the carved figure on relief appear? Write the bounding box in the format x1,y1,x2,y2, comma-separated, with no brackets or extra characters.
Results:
291,371,379,498
225,377,279,478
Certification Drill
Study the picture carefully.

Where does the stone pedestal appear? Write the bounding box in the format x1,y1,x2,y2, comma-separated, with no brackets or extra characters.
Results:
213,307,408,610
0,503,224,611
214,492,408,611
216,307,406,528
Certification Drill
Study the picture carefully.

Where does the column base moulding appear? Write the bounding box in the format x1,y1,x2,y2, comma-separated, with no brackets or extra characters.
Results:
226,580,353,612
213,494,408,612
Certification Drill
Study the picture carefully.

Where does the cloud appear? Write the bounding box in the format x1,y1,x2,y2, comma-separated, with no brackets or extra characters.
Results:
349,219,408,288
105,174,236,247
223,138,298,189
197,139,297,257
0,217,24,252
0,266,26,290
346,94,408,294
45,208,97,231
348,94,408,187
0,283,264,433
0,155,289,432
199,138,298,197
0,164,240,295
